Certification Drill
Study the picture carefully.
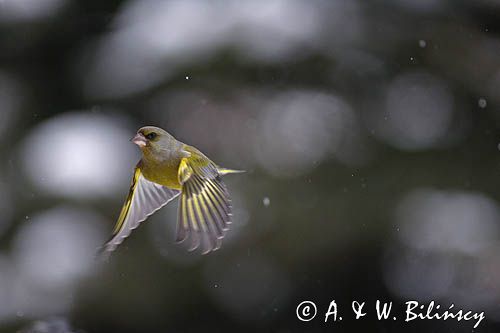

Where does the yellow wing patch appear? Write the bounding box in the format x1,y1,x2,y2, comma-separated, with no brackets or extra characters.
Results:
113,166,141,235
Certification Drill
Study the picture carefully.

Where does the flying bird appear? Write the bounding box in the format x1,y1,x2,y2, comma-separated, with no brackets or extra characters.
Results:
100,126,243,256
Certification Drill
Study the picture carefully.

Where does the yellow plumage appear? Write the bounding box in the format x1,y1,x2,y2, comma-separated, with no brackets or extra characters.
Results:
100,126,243,256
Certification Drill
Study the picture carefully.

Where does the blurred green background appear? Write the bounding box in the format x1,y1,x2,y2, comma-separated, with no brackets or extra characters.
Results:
1,0,500,332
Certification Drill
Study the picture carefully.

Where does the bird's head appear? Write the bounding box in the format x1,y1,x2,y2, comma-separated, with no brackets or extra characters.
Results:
132,126,177,159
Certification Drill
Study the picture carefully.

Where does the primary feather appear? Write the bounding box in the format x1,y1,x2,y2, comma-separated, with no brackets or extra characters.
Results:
176,157,232,254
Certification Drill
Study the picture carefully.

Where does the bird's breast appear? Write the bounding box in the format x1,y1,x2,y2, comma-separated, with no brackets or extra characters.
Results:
141,159,182,190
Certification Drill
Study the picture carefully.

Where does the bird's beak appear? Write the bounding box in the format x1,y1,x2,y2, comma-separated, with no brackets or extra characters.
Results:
131,133,147,147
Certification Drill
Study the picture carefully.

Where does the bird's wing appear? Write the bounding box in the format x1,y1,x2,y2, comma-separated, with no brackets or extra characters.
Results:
100,165,180,255
176,156,232,254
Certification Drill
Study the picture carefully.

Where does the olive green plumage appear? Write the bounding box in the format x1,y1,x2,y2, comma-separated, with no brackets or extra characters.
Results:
101,126,243,255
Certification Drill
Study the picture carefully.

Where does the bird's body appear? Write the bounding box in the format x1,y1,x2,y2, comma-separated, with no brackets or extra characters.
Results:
140,144,212,190
140,149,183,189
141,159,182,189
100,126,242,256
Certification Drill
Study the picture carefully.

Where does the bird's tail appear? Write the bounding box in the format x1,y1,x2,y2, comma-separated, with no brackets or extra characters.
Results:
218,167,245,175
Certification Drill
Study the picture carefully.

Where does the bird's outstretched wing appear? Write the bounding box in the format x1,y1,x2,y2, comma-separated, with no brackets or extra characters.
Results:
176,156,232,254
100,165,180,255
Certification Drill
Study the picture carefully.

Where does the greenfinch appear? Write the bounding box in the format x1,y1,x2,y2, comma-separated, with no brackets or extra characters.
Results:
101,126,243,255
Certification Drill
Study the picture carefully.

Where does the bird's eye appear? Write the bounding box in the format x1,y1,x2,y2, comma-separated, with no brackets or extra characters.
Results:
145,132,157,140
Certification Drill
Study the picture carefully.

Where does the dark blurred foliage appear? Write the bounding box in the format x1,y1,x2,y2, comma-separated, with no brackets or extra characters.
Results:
1,0,500,332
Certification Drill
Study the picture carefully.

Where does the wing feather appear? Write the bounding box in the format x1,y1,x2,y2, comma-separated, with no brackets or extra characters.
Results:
176,157,232,254
100,166,180,255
